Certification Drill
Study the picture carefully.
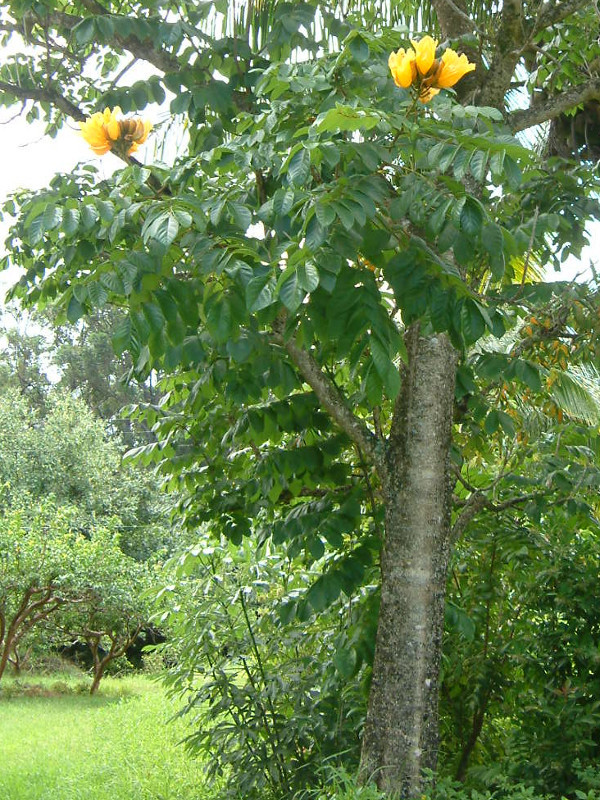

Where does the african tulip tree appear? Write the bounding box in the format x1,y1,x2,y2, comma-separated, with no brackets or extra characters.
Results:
1,0,600,795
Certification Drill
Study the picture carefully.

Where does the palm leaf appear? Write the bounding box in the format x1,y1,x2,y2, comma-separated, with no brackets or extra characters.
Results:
211,0,501,50
546,363,600,426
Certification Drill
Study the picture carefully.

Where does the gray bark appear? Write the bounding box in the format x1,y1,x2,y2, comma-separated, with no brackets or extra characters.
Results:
360,329,457,797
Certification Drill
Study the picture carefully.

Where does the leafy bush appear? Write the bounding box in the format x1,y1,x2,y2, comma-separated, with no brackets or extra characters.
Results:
441,511,600,794
303,768,386,799
159,537,374,800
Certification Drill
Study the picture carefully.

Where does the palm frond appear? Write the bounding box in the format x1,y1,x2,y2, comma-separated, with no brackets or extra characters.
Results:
546,363,600,426
201,0,503,52
508,252,546,284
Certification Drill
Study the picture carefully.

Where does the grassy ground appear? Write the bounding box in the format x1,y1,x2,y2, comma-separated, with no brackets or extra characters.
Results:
0,672,215,800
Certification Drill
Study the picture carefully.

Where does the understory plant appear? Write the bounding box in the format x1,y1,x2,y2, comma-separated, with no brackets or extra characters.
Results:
159,536,377,800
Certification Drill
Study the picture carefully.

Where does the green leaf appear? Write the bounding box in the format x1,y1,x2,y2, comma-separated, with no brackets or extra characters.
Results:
453,148,472,180
306,573,342,612
87,282,108,308
28,204,62,244
143,302,166,333
96,200,115,223
320,142,341,167
229,203,252,231
469,150,488,182
206,298,232,343
95,15,115,39
131,82,148,111
174,209,193,228
315,104,380,133
279,272,305,312
370,337,401,399
73,17,96,44
428,199,452,237
192,81,233,113
515,359,542,392
273,188,295,215
428,141,449,168
460,198,484,236
287,147,311,186
490,150,506,178
462,300,486,344
170,92,191,114
62,208,80,235
503,155,522,189
297,262,319,292
497,410,516,437
100,272,125,294
333,646,357,678
437,222,458,253
148,78,166,105
446,603,476,641
315,202,336,227
246,274,276,311
438,145,460,173
348,34,369,62
81,204,99,230
112,316,132,355
227,335,253,363
453,233,475,266
484,409,499,435
481,222,503,254
143,211,179,248
67,295,84,323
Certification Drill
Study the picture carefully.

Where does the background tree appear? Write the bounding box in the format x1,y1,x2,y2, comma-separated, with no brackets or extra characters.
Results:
0,382,170,557
0,311,50,412
0,500,83,682
55,525,155,693
49,307,159,448
1,1,600,796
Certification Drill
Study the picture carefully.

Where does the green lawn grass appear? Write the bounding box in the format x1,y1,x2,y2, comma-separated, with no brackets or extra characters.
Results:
0,673,215,800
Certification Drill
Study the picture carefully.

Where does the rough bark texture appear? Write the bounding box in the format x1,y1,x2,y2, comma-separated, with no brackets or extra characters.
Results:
360,330,457,797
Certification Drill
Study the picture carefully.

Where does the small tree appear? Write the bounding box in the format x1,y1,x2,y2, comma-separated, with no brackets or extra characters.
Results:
161,534,375,799
0,500,82,682
55,526,154,693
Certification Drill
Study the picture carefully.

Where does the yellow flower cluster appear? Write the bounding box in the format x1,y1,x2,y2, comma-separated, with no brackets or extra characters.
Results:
389,36,476,103
79,107,152,156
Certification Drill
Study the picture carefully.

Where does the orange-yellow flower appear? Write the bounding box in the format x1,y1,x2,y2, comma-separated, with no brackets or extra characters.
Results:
436,49,477,89
411,35,437,76
389,37,476,103
80,107,152,156
388,47,417,89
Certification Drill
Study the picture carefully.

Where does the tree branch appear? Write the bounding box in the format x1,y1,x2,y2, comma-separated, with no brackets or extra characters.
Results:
452,491,487,541
271,319,382,470
479,0,525,108
431,0,474,39
534,0,592,34
19,7,181,74
451,490,548,542
509,77,600,131
0,80,86,121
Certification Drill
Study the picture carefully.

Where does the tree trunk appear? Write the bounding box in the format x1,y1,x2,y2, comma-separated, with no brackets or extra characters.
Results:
0,637,13,682
90,665,105,695
360,330,457,797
